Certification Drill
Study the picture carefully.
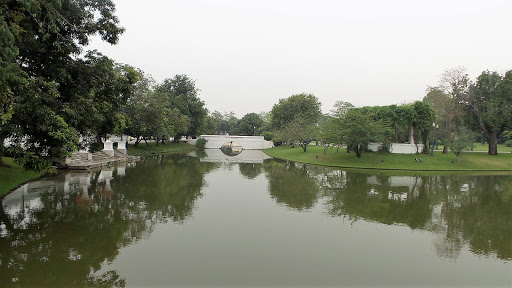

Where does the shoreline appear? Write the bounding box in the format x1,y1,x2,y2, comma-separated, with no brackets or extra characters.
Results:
262,145,512,173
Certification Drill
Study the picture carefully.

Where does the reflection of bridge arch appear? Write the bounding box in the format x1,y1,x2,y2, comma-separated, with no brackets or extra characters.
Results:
221,141,243,156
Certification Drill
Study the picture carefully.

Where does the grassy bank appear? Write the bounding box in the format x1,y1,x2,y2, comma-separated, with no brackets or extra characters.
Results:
263,145,512,171
127,141,195,156
0,158,43,197
436,142,510,153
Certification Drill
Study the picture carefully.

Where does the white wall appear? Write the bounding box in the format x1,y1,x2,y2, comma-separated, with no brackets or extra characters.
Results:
367,143,424,154
390,143,424,154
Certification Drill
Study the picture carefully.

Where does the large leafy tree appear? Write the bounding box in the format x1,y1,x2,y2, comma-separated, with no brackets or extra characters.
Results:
62,51,138,143
276,118,319,152
155,75,207,138
463,70,512,155
1,0,130,169
271,93,322,151
270,93,321,130
238,112,264,136
125,73,190,145
327,101,354,150
339,109,392,158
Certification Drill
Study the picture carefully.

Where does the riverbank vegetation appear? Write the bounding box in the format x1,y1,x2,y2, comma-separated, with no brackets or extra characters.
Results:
264,145,512,171
1,1,511,179
127,142,195,156
0,158,42,197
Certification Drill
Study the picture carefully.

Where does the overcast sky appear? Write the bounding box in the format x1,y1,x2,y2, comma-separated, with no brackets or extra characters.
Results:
88,0,512,117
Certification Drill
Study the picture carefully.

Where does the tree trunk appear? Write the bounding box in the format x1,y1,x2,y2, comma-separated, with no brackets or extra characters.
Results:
301,144,307,152
443,145,448,154
488,131,498,155
422,133,429,154
156,139,159,146
0,137,7,167
0,203,14,231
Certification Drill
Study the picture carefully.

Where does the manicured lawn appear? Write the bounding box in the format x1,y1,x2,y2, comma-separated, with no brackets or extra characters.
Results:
264,145,512,171
0,158,43,197
127,142,195,156
435,142,510,153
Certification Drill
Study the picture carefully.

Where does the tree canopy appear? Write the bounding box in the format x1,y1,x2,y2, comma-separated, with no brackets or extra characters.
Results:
155,75,207,137
463,70,512,155
271,93,322,151
338,109,392,158
271,93,321,130
0,0,134,170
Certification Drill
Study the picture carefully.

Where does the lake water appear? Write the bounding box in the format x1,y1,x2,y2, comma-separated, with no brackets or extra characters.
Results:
1,150,511,287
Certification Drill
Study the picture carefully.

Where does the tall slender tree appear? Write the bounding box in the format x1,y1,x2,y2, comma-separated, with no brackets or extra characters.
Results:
439,67,470,153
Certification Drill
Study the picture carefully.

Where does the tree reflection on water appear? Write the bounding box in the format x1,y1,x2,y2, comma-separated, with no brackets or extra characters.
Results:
1,157,510,287
321,170,512,261
0,155,218,287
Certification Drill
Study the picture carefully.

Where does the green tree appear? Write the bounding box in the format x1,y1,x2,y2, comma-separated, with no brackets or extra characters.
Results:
156,75,207,138
271,93,321,151
339,109,392,158
328,101,355,152
201,115,217,135
238,112,264,136
411,101,436,154
276,118,318,152
450,129,472,162
330,100,355,118
423,87,450,149
270,93,321,130
0,15,23,125
1,0,129,170
125,75,190,146
439,67,470,153
463,70,512,155
62,51,138,143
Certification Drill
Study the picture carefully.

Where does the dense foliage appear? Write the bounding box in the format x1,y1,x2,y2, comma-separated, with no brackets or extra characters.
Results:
0,0,134,169
271,93,322,152
463,70,512,155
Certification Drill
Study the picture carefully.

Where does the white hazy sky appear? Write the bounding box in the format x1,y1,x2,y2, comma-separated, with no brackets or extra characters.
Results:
88,0,512,117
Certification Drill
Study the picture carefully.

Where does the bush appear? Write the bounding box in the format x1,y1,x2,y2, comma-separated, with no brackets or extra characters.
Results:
505,140,512,147
89,142,103,153
195,138,208,149
261,131,274,141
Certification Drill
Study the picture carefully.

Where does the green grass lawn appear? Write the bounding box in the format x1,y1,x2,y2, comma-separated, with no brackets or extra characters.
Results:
264,145,512,171
0,157,43,197
435,142,510,152
127,141,196,156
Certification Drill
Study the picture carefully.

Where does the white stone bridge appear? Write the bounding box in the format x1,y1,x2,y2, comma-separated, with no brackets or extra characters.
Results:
183,135,274,150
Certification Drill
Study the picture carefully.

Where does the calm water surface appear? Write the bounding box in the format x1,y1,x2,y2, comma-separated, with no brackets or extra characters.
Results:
1,150,511,287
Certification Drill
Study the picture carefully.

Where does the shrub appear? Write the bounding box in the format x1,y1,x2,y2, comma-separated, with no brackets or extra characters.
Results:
261,131,274,141
89,142,103,153
505,140,512,147
195,138,208,149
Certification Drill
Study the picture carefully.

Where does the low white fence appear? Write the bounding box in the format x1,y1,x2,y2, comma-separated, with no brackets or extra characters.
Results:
368,143,424,154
